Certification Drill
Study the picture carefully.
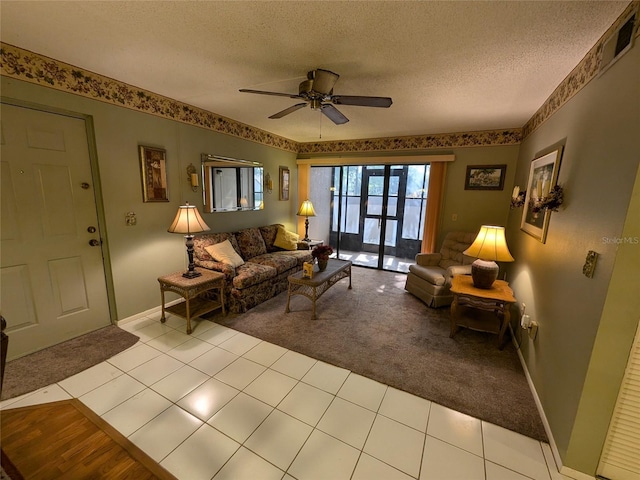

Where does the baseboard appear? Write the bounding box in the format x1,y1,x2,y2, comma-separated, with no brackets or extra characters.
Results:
509,325,569,476
560,466,597,480
117,300,182,326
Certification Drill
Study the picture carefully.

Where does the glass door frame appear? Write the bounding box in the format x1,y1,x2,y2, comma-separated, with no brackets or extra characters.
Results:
325,163,429,272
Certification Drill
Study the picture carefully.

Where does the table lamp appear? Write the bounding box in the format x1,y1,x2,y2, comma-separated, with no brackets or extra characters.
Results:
463,225,514,289
168,202,210,278
296,200,316,242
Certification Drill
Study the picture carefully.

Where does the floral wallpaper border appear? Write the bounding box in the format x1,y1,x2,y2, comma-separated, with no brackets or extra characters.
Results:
0,43,521,154
0,43,300,153
2,0,637,157
523,0,639,137
297,129,522,155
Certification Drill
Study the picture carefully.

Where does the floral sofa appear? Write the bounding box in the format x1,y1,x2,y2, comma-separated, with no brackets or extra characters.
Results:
193,224,312,313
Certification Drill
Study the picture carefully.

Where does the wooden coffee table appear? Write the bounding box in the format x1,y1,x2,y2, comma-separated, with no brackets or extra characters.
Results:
285,259,352,320
158,268,225,334
449,274,516,349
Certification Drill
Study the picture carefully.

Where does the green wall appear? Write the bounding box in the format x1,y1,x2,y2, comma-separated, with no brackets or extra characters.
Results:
1,77,298,320
505,42,640,473
439,145,519,245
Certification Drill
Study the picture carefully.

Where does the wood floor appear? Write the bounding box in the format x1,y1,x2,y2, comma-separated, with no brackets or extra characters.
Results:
0,399,176,480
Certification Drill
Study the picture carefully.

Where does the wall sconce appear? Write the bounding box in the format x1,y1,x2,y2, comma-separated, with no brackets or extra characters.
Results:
186,163,199,192
510,186,526,209
510,184,564,218
264,172,273,194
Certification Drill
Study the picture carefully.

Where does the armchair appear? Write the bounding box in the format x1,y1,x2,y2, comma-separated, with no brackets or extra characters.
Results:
405,231,477,308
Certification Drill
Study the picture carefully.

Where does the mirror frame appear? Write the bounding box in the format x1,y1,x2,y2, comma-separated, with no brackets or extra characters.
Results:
201,154,264,212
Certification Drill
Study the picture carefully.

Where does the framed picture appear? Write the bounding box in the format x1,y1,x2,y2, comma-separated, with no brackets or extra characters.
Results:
464,164,506,190
279,166,290,201
139,145,169,202
520,147,563,243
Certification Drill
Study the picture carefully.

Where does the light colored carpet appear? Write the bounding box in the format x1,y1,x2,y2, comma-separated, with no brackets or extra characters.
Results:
215,266,547,441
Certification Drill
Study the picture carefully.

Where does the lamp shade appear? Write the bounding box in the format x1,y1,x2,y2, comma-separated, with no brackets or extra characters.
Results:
296,200,317,217
464,226,514,288
167,202,210,234
464,225,514,262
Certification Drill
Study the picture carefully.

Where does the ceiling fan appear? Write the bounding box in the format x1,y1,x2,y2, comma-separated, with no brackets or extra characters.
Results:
239,68,393,125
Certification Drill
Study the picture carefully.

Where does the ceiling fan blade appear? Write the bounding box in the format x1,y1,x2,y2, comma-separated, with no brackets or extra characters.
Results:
239,88,301,99
320,104,349,125
311,69,339,95
332,95,393,108
269,103,308,119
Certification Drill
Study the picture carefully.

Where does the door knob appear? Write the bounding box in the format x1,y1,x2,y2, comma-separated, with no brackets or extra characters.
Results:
87,226,96,233
89,239,101,247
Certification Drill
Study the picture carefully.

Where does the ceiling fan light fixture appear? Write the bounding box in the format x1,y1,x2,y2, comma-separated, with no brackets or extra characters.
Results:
310,69,339,95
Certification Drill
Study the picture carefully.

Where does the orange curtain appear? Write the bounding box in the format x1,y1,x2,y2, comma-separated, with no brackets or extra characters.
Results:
296,164,311,236
421,162,447,253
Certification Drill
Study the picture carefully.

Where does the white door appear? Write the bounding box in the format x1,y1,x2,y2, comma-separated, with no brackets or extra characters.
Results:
1,103,111,360
597,319,640,480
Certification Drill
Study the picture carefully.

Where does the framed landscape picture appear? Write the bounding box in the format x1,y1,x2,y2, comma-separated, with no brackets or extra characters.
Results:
520,147,563,243
464,164,506,190
139,145,169,202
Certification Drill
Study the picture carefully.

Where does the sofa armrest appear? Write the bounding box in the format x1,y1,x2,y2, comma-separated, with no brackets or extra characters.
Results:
296,241,310,250
444,264,472,286
416,253,442,267
194,259,236,280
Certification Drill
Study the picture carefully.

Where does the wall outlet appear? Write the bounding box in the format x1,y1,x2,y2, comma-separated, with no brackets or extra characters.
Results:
528,321,538,340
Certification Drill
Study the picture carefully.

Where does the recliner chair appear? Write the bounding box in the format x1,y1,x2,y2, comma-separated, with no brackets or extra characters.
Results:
404,231,477,308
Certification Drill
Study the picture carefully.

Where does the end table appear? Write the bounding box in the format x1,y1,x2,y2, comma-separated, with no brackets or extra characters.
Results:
158,268,225,334
307,240,324,249
449,275,516,349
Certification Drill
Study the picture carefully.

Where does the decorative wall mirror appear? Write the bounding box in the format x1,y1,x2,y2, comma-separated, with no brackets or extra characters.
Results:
201,154,264,212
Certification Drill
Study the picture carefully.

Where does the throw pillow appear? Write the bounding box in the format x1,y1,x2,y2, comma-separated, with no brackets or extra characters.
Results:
273,226,299,251
235,227,267,259
205,240,245,267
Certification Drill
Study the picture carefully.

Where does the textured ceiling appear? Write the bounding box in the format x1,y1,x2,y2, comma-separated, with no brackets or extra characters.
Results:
0,1,630,143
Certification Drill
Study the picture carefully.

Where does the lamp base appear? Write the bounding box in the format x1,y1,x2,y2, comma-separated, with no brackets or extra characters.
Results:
182,269,202,279
182,234,201,279
470,259,499,289
303,217,310,243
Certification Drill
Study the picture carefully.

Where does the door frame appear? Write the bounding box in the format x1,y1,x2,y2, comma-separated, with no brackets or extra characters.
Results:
328,164,426,271
1,96,117,322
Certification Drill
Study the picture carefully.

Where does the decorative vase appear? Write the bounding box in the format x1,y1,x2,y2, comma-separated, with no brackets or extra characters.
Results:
317,258,328,271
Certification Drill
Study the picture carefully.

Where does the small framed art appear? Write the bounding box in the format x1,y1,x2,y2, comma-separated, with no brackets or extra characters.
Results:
139,145,169,202
464,164,507,190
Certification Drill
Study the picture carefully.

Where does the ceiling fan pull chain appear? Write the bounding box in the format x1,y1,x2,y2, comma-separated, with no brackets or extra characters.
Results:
319,110,322,139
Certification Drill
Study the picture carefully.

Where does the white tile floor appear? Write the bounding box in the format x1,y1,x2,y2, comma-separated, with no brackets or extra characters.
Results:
0,313,570,480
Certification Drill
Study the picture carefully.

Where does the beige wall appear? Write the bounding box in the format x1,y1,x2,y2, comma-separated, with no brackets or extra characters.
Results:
1,77,298,320
505,43,640,472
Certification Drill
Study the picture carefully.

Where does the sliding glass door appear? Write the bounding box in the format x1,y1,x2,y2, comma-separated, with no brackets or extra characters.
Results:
309,164,430,273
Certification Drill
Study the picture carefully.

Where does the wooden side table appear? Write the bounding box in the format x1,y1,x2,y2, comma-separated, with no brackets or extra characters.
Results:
449,275,516,349
158,268,225,334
